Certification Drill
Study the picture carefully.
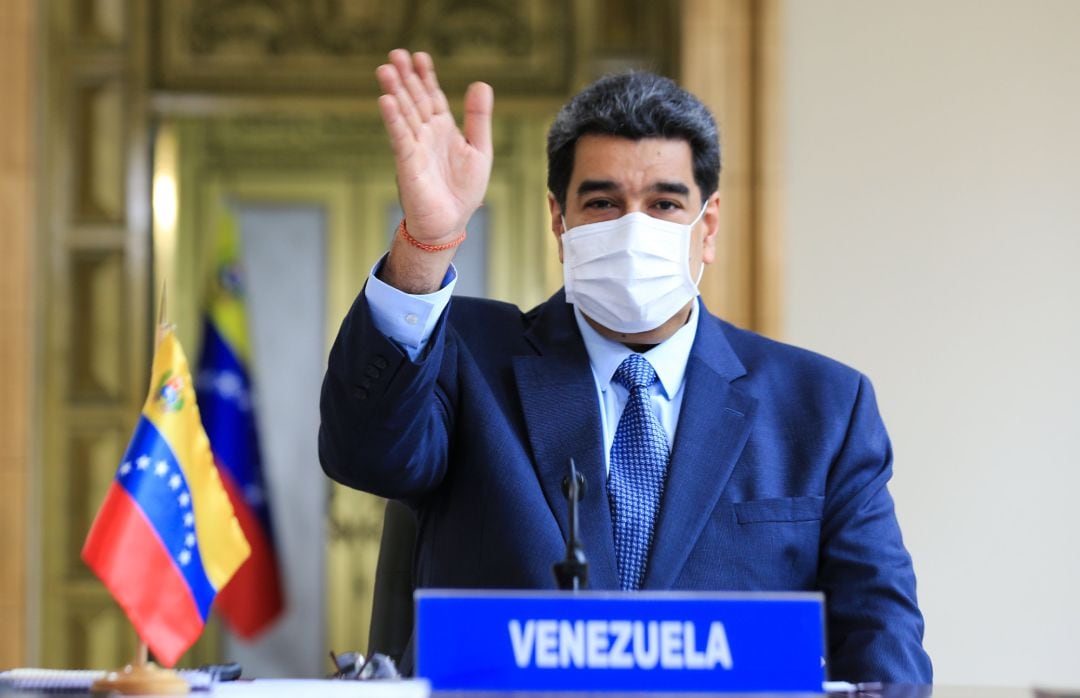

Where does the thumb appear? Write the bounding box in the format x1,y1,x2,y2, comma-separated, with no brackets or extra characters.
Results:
462,81,494,159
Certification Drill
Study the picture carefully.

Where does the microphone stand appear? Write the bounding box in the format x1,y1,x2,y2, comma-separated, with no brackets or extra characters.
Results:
553,458,589,591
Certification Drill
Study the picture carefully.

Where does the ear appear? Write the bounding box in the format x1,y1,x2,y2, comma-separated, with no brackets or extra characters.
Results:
548,192,566,263
700,191,721,266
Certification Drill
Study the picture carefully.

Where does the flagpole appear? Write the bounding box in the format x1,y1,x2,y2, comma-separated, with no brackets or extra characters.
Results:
157,282,170,345
92,281,190,695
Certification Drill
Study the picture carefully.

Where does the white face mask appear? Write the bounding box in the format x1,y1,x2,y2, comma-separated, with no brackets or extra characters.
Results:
561,203,707,334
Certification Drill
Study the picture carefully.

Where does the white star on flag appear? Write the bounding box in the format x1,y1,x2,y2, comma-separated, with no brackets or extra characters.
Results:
244,484,265,507
178,550,191,566
199,369,247,405
136,455,151,470
155,461,169,477
213,370,250,409
178,492,191,507
119,462,132,476
185,533,196,548
169,474,182,491
183,512,195,527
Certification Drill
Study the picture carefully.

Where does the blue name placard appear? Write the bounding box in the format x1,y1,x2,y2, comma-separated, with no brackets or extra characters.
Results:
415,590,824,692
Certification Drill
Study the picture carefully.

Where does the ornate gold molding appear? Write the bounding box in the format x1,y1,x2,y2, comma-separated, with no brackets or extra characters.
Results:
154,0,575,95
0,0,35,670
38,0,220,669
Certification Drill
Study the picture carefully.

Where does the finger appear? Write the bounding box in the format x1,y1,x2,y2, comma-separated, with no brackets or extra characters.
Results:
375,62,406,100
463,81,494,159
377,94,415,161
390,49,432,121
415,52,450,114
395,85,424,136
403,70,433,122
376,62,424,137
387,48,414,79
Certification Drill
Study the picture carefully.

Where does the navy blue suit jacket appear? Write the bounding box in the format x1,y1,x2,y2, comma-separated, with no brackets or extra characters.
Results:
319,289,932,683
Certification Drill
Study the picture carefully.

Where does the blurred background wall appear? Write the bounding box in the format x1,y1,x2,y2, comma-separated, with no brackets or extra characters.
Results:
2,0,1077,687
781,1,1080,687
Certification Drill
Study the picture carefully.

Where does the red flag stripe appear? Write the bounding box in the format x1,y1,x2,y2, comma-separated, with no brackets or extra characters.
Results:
214,465,285,638
81,483,204,667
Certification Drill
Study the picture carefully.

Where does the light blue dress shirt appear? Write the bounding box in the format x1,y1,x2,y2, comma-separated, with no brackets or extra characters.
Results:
363,256,699,472
364,257,458,358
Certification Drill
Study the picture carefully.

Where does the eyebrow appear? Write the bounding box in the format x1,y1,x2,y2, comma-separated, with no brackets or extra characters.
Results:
575,179,691,197
651,181,691,197
576,180,621,196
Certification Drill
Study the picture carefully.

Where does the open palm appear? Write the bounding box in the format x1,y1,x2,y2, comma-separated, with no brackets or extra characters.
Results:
376,50,493,244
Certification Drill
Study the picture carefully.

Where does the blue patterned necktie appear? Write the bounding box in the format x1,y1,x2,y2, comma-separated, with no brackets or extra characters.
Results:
608,353,671,591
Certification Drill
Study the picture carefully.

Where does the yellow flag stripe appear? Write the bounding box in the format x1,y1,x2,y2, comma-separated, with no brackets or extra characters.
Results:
142,330,250,590
208,212,252,364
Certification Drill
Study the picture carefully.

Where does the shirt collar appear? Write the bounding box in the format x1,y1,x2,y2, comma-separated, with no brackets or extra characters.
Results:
573,300,700,400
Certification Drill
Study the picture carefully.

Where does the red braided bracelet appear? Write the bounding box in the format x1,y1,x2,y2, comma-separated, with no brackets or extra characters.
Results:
398,218,467,252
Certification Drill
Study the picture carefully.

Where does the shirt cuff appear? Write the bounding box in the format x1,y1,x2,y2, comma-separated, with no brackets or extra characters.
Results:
364,255,457,359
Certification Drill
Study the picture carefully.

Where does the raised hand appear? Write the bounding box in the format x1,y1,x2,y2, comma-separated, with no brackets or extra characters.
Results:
376,49,493,246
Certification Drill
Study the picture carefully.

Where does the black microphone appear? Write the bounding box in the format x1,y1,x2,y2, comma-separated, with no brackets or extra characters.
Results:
553,458,589,591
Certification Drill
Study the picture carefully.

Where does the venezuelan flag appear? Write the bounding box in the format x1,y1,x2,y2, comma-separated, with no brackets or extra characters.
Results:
82,328,251,667
195,213,285,638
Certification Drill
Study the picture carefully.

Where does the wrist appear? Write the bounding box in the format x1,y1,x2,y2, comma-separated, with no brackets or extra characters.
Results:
398,218,467,252
379,233,455,295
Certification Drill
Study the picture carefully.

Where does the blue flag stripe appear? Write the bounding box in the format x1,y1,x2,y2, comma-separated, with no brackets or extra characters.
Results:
116,417,217,621
195,319,275,538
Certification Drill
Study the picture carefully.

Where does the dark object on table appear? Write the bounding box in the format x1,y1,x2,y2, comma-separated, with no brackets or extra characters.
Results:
195,662,242,682
329,650,401,680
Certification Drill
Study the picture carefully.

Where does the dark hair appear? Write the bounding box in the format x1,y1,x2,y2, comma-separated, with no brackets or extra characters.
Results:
546,71,721,212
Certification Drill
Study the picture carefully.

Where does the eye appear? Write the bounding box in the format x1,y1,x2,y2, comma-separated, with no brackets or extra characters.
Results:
584,199,615,209
652,200,684,214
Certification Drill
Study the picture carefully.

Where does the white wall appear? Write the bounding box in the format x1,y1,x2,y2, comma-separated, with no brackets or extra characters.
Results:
224,205,327,677
782,1,1080,687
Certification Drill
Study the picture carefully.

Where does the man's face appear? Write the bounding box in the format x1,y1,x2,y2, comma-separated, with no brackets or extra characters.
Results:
549,134,719,271
548,134,720,343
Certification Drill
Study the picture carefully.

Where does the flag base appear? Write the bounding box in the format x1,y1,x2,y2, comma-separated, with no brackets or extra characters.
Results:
91,662,189,695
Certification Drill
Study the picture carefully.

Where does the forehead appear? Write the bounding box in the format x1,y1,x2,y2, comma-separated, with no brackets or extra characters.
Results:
569,135,696,195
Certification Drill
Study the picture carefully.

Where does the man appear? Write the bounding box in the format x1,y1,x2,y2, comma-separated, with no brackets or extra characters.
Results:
319,49,932,683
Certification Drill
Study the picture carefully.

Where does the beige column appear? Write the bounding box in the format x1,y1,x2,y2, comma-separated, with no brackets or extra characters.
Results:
681,0,783,337
0,0,36,669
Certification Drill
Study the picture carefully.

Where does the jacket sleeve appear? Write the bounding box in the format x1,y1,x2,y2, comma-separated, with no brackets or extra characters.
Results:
819,374,934,683
318,285,455,500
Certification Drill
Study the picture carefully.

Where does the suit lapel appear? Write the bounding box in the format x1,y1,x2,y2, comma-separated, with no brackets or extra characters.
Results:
513,294,620,590
643,309,755,590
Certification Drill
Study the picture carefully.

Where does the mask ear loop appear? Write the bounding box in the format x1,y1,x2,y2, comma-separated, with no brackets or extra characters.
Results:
690,200,709,227
690,200,710,289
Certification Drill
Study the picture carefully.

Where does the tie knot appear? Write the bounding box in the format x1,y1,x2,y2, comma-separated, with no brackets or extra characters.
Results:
613,353,658,392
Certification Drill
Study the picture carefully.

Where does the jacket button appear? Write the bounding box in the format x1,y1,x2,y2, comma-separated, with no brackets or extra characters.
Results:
352,387,368,400
360,376,373,389
372,355,388,370
365,365,380,379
